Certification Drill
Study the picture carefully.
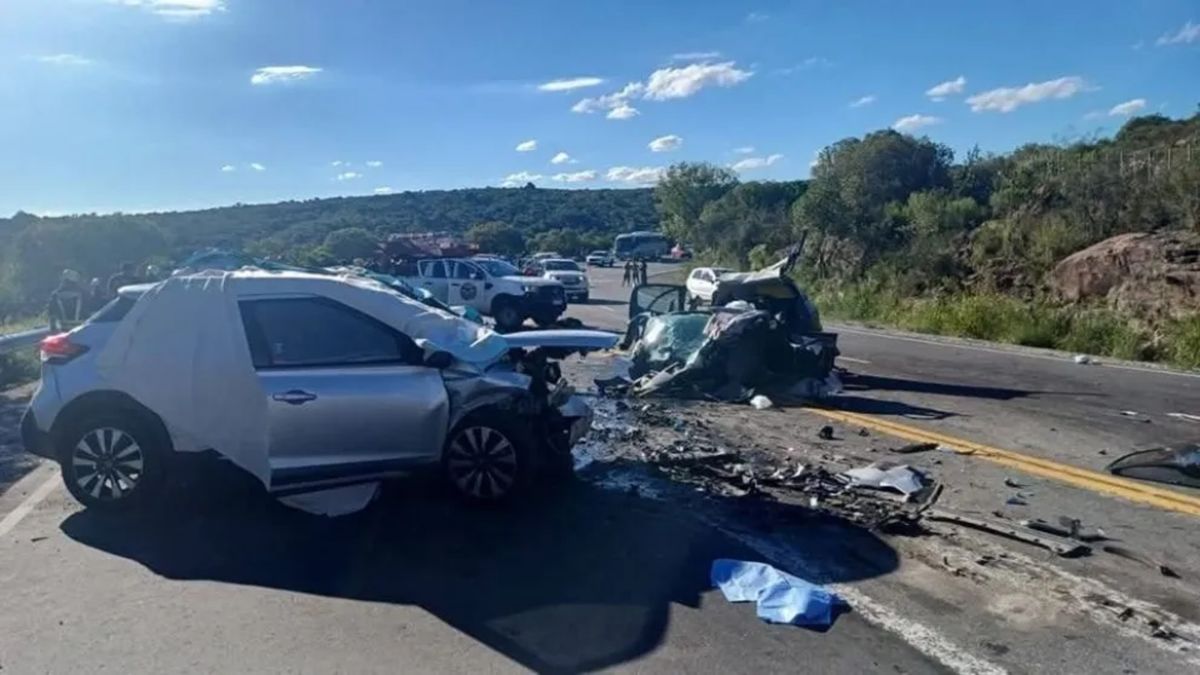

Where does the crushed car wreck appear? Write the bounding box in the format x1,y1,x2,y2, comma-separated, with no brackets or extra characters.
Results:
619,248,839,402
20,270,617,516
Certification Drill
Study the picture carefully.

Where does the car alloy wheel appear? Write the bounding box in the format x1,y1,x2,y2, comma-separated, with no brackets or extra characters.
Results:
71,426,145,502
445,426,519,499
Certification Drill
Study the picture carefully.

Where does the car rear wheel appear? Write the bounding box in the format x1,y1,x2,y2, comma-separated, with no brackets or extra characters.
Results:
493,301,524,332
58,410,167,511
443,412,536,503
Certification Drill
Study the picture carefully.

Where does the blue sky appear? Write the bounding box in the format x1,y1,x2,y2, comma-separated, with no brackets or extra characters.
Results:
0,0,1197,216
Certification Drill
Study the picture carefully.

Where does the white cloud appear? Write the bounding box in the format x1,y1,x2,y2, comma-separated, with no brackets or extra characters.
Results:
335,172,362,181
249,162,265,172
926,76,966,101
730,154,783,171
373,187,393,195
733,146,755,154
365,160,383,168
515,139,538,152
671,51,722,61
550,152,575,165
607,104,640,120
893,114,942,133
1109,98,1147,116
117,0,226,19
849,95,876,108
644,61,753,100
36,53,93,66
501,171,543,187
220,164,236,173
572,82,645,114
966,76,1088,113
606,166,664,184
648,134,683,152
776,57,832,75
331,160,347,167
552,170,598,183
1157,20,1200,46
745,11,769,23
250,65,322,86
537,77,605,92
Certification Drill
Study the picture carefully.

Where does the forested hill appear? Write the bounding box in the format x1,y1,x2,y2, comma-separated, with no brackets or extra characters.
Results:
0,186,656,311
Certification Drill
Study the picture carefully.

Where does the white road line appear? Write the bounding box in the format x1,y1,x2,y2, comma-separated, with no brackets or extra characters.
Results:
0,469,60,540
1167,412,1200,423
837,356,871,365
835,325,1200,380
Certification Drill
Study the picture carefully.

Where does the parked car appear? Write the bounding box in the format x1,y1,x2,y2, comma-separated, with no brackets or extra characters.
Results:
21,271,618,513
685,266,733,306
539,258,590,303
396,257,567,331
585,250,615,267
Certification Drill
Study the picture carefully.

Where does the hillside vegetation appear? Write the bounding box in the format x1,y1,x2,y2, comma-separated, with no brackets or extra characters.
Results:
656,112,1200,367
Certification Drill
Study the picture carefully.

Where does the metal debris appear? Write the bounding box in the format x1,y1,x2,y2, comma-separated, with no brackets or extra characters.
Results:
925,509,1092,558
840,462,926,497
1073,354,1093,365
890,442,938,455
750,394,775,410
1021,517,1108,542
1102,545,1181,579
817,425,835,440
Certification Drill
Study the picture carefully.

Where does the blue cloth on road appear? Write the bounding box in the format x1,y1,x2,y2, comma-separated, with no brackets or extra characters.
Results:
710,559,840,627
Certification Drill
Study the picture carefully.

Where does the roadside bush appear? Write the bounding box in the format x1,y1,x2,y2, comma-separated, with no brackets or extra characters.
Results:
1057,310,1146,360
0,352,38,389
1165,315,1200,369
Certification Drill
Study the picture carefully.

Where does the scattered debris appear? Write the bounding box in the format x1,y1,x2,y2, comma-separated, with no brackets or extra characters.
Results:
29,536,46,543
926,509,1092,558
1005,496,1028,506
1148,619,1178,640
817,425,835,440
1003,477,1024,489
890,442,938,455
749,394,775,410
711,559,842,628
1073,354,1093,365
1102,545,1180,579
1021,517,1108,542
1106,444,1200,488
840,462,926,497
857,427,870,437
1166,412,1200,423
1117,410,1152,423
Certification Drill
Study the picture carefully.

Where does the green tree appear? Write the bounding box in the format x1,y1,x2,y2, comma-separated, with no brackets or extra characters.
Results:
654,162,739,247
530,228,584,257
322,227,379,261
466,221,525,256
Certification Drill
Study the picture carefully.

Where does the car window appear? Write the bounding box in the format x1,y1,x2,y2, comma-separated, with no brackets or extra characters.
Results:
420,260,446,278
450,261,483,279
239,297,420,368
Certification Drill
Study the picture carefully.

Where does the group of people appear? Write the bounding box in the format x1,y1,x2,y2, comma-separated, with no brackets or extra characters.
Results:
621,258,649,287
47,262,156,331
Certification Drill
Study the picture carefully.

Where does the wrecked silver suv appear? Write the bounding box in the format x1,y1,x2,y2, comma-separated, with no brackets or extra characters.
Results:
21,270,617,515
620,250,839,401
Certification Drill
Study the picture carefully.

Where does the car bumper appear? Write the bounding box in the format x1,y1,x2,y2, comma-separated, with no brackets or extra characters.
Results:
20,408,54,460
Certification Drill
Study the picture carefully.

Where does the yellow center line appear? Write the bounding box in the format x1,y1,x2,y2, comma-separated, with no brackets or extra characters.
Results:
805,406,1200,517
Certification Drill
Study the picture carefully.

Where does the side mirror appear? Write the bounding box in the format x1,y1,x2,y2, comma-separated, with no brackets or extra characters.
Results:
425,351,454,369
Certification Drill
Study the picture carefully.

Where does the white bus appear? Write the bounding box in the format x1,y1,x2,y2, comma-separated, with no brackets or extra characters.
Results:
613,231,670,261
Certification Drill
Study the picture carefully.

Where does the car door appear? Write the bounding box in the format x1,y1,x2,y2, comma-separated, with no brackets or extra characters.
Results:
418,260,450,303
629,283,688,318
447,261,486,309
239,296,450,493
696,270,716,300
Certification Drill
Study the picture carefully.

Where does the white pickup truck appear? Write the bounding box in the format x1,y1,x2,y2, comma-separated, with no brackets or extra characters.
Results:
399,257,567,331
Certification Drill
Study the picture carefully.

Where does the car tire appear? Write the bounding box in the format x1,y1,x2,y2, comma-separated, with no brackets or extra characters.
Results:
492,300,524,332
533,314,559,328
443,410,538,503
57,408,168,511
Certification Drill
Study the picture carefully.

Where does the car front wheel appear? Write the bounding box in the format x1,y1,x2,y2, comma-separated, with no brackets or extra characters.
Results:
443,412,537,503
58,410,167,511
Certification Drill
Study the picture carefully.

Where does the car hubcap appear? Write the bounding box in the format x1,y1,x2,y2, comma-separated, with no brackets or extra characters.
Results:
72,427,144,501
447,426,518,499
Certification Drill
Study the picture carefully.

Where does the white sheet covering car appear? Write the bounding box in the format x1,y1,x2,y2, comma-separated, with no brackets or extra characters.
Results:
685,267,733,305
20,270,617,516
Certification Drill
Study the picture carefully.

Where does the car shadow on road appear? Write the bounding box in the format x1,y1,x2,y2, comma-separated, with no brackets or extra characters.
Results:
826,394,959,420
842,373,1037,401
59,461,899,673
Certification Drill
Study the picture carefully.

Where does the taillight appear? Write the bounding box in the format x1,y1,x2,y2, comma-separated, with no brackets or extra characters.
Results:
40,333,88,364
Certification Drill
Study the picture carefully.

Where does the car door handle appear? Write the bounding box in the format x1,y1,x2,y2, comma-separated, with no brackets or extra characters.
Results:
272,390,317,405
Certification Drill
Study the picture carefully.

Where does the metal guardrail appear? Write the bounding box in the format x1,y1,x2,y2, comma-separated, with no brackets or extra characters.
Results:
0,327,50,355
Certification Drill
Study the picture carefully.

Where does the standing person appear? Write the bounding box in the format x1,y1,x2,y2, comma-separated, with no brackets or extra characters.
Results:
87,278,105,312
107,261,141,297
48,269,87,332
639,258,648,286
621,260,633,287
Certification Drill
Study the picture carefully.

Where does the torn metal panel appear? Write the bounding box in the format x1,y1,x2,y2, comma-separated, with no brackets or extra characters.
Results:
1106,444,1200,488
